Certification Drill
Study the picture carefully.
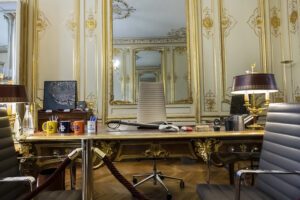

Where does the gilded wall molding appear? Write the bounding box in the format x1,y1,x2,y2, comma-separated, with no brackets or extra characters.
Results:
273,90,284,103
36,10,50,36
270,7,281,37
113,37,186,45
202,7,214,39
221,8,237,37
86,8,97,38
247,8,262,37
288,0,298,33
168,27,186,38
204,90,216,112
295,86,300,102
66,12,78,37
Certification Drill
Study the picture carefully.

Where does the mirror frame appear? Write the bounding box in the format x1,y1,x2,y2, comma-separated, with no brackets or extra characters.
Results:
101,0,201,123
109,0,192,105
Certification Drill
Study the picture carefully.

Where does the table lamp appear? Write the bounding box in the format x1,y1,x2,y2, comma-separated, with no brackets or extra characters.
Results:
0,84,29,133
231,69,277,129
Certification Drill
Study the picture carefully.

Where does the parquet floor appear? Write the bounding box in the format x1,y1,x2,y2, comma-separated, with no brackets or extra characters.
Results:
65,159,245,200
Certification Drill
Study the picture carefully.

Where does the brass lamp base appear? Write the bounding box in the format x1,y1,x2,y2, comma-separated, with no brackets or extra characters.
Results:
247,123,264,129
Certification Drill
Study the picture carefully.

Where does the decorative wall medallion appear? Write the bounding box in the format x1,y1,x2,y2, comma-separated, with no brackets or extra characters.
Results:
125,75,130,83
168,27,186,38
66,12,78,37
204,90,216,112
86,8,97,38
113,0,136,20
174,46,187,54
270,7,281,37
221,8,237,37
288,0,298,33
247,8,262,37
37,10,51,35
202,7,214,39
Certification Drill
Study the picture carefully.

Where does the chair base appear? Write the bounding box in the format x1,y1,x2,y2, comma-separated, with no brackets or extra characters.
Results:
132,160,184,200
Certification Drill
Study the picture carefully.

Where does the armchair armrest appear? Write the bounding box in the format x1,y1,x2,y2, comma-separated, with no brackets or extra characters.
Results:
0,176,36,191
234,169,300,200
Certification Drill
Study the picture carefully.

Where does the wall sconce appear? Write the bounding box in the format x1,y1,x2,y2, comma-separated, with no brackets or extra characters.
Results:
231,70,277,129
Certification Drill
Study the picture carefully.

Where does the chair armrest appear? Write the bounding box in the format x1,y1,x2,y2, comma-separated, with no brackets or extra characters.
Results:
0,176,36,191
234,169,300,200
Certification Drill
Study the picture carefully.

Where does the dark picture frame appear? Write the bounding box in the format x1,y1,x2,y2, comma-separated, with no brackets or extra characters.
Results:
43,81,77,110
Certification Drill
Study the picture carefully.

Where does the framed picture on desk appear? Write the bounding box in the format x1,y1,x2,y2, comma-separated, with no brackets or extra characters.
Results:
43,81,77,110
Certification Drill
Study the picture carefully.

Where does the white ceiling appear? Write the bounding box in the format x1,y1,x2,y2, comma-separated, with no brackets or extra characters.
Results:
113,0,186,38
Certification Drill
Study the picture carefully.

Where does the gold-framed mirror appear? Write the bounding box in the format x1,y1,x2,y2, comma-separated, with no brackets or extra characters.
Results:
109,0,192,105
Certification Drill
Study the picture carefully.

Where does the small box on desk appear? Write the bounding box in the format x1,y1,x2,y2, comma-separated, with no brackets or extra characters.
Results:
38,110,92,131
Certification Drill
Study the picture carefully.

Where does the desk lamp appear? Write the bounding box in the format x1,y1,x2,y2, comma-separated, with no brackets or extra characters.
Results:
231,64,278,129
0,84,28,133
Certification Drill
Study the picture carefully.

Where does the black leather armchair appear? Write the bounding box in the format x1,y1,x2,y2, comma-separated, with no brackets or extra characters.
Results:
0,110,81,200
197,103,300,200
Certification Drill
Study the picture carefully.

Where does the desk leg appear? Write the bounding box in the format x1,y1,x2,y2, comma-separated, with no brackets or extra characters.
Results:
70,160,76,190
206,153,211,184
82,139,93,200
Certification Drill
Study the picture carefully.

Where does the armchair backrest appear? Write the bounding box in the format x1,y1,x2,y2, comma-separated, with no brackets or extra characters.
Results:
257,103,300,199
0,109,24,200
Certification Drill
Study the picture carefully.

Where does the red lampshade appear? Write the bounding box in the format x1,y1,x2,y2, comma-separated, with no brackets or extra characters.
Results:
232,73,278,94
0,84,28,103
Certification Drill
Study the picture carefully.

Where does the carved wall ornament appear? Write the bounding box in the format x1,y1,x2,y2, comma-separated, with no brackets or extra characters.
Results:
202,7,214,39
113,48,122,56
145,143,169,158
273,90,284,103
168,27,186,38
66,12,78,37
174,46,187,54
221,8,237,37
204,90,216,112
86,8,97,38
113,0,136,20
86,92,97,111
288,0,298,33
36,10,51,36
270,7,281,37
247,8,262,37
295,86,300,102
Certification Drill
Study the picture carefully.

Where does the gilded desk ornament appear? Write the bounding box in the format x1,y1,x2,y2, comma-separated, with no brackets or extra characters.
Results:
145,143,169,158
93,141,117,169
193,139,222,163
239,144,247,153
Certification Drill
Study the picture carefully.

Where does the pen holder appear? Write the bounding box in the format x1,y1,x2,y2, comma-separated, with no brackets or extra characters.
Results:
87,120,97,134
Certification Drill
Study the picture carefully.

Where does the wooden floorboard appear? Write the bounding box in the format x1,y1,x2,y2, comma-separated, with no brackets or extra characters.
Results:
65,159,249,200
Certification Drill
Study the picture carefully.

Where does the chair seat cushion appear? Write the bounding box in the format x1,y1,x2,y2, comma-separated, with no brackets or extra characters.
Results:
35,190,82,200
197,184,272,200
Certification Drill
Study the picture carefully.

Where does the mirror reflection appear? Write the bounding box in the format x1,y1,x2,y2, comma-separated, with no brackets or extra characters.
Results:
0,1,17,84
111,0,192,104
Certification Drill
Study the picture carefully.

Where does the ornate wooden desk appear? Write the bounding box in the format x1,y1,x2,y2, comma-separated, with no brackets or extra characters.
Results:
17,128,264,183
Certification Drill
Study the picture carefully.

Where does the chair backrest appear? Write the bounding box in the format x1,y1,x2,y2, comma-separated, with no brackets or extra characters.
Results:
137,82,167,124
257,103,300,199
0,109,24,200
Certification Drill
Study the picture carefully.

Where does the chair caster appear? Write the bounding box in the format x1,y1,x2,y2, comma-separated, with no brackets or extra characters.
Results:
133,177,137,184
166,193,172,200
180,180,185,188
